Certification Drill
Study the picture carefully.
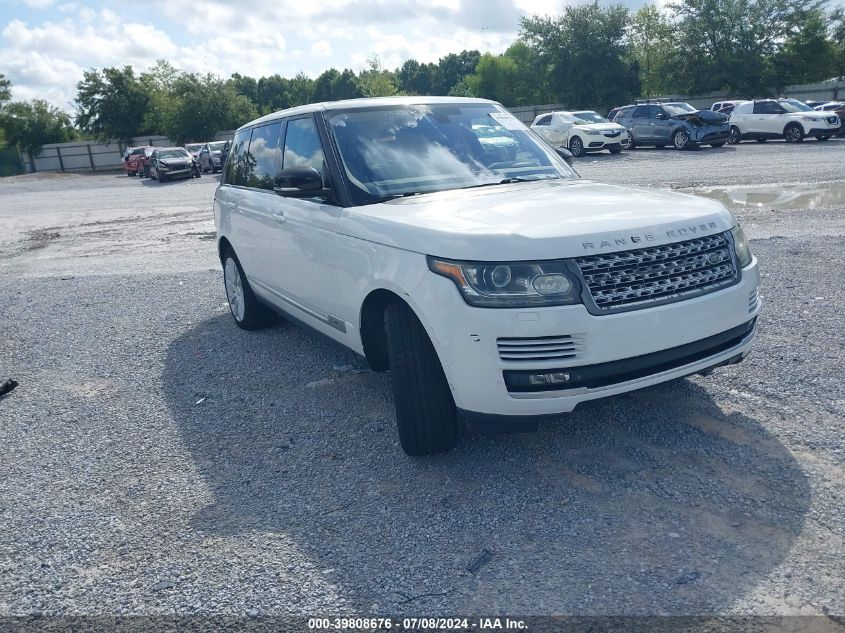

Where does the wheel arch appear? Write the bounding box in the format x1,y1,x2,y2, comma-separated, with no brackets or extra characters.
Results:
217,235,234,262
359,288,410,372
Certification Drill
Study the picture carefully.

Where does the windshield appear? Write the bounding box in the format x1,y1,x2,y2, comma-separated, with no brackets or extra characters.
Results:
781,99,813,113
159,149,190,160
327,103,576,204
208,141,227,151
664,103,696,115
571,111,607,124
129,147,146,156
185,144,203,152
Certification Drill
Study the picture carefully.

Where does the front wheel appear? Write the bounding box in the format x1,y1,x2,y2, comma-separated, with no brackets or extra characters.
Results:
385,301,458,456
568,136,584,157
784,124,804,143
672,128,691,150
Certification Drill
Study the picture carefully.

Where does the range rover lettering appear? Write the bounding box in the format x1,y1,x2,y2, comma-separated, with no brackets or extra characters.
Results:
213,97,760,456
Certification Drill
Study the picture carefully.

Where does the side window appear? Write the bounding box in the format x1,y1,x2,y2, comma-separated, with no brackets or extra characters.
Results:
282,117,326,180
754,101,781,115
633,105,658,119
535,115,552,126
244,121,283,190
224,128,252,186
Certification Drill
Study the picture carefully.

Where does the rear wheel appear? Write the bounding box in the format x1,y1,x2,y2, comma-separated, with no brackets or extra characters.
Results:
385,301,458,456
784,124,804,143
222,252,276,330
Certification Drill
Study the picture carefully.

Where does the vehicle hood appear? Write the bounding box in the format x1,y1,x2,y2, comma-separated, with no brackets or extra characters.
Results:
791,112,835,122
338,179,735,260
673,109,728,126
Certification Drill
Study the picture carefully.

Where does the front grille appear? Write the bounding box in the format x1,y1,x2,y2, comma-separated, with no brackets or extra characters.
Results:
497,335,585,362
603,130,621,137
573,232,738,313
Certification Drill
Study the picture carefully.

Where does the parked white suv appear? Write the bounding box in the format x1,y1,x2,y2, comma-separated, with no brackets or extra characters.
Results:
729,98,840,143
214,97,759,455
530,110,628,156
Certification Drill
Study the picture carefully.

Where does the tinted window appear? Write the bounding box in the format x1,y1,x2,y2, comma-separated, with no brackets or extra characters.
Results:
224,128,252,186
244,122,283,190
754,101,782,114
535,115,552,126
282,117,326,180
633,105,659,119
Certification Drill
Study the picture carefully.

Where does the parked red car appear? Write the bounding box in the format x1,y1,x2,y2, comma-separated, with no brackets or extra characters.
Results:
122,146,152,176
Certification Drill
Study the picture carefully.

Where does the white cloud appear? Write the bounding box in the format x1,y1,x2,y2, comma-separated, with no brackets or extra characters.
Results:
0,0,579,112
21,0,53,8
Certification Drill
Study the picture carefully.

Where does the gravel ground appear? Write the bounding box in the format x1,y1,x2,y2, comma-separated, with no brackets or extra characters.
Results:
0,141,843,619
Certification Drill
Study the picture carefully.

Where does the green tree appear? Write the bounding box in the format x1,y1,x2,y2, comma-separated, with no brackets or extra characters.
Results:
669,0,824,95
775,9,838,85
465,53,518,105
165,73,258,143
313,68,363,102
628,5,677,97
287,72,315,107
75,66,149,143
0,99,76,156
520,2,639,110
397,60,439,95
358,56,400,97
0,73,11,105
435,50,481,94
139,60,180,137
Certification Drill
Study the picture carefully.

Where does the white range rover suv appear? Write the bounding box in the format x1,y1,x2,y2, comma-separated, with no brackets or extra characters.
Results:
729,98,840,143
214,97,760,455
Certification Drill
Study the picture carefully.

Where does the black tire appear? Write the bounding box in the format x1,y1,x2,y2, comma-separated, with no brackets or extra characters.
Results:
784,124,804,143
128,171,136,177
816,135,831,141
609,146,622,155
384,301,458,456
568,136,584,157
728,127,741,144
672,128,690,150
710,142,725,148
222,250,276,331
158,173,167,182
626,133,636,150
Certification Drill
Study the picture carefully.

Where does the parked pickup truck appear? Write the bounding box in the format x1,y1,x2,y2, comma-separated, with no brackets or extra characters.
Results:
214,97,759,455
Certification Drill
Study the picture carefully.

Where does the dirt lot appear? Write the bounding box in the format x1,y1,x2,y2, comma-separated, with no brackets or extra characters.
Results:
0,141,843,618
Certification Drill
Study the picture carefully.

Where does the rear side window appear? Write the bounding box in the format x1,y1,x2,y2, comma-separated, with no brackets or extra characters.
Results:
753,101,783,114
282,117,326,180
632,105,658,119
223,128,252,186
534,115,552,126
244,121,284,190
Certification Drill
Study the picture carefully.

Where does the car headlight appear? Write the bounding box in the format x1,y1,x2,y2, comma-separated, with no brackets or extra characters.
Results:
428,257,581,308
801,116,819,122
730,224,752,268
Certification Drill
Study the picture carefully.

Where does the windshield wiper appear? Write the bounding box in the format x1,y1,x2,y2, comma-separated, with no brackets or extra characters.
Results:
465,176,540,189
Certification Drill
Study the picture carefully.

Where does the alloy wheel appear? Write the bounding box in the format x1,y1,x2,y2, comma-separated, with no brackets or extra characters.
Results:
224,258,245,322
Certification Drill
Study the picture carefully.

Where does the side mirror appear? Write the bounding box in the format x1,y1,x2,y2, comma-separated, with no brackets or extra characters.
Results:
655,113,668,120
274,165,330,198
556,147,574,165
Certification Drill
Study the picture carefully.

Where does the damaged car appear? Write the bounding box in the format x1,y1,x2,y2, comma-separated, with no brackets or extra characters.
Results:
615,102,730,150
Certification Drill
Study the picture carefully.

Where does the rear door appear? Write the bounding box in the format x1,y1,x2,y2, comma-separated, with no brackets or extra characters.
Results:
750,101,784,135
631,105,658,142
531,114,554,143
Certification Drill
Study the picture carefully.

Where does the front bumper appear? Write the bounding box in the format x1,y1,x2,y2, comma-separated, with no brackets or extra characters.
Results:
412,258,760,417
691,127,730,144
583,132,624,150
807,126,840,136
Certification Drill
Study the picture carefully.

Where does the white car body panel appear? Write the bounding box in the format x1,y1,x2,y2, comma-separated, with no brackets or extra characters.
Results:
214,97,759,420
531,111,627,152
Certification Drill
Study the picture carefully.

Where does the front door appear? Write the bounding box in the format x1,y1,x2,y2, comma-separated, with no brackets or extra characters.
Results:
631,105,659,143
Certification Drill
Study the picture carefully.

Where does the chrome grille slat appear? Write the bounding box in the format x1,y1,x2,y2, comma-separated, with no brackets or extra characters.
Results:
497,335,586,362
574,233,738,313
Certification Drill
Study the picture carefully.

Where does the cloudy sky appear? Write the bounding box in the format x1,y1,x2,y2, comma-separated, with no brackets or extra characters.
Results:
2,0,840,112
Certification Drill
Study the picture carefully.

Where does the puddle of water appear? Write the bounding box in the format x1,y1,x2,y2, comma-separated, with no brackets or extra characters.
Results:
683,182,845,209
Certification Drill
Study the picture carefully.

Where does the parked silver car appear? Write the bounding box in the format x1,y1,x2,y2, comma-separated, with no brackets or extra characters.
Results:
198,141,228,173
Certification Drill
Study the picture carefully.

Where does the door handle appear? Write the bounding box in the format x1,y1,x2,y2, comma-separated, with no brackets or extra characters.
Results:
273,211,286,223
